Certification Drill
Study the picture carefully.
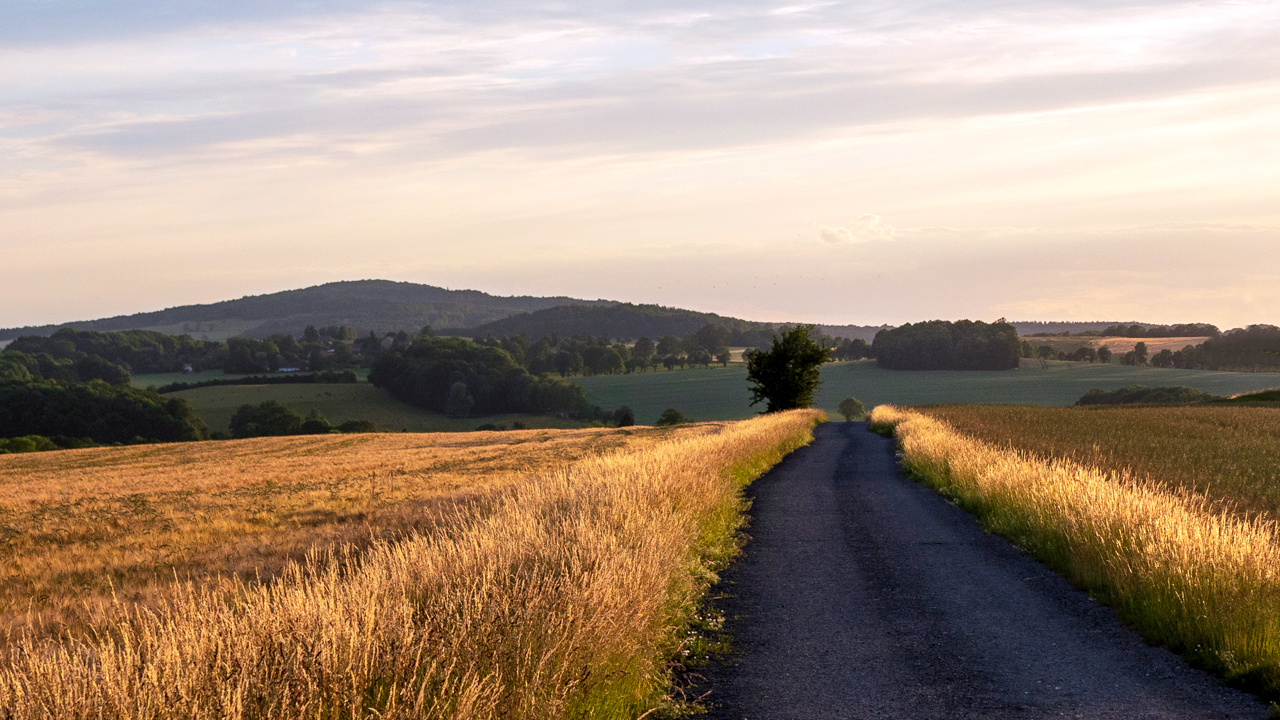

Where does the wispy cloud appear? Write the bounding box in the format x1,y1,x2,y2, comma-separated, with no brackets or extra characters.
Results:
1,0,1278,326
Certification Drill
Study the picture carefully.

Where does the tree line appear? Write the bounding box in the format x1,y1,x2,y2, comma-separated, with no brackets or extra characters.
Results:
872,320,1022,371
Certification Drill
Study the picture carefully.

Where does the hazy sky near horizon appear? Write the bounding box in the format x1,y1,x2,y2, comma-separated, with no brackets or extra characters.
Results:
2,0,1278,329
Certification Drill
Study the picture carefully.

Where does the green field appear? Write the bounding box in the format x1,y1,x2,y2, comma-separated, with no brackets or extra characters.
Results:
576,360,1280,424
170,383,582,434
132,367,371,388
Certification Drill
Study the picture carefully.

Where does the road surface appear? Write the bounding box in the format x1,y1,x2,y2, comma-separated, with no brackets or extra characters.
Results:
698,421,1265,719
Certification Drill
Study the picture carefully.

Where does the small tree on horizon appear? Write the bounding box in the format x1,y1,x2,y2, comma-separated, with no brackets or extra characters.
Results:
837,397,866,422
744,325,831,413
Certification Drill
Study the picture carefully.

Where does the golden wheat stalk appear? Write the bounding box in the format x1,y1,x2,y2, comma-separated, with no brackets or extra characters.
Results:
0,410,821,719
871,404,1280,696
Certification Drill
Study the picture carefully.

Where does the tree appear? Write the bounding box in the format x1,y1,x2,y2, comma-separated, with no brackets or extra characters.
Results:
444,381,475,418
715,349,732,367
1134,341,1149,365
1098,345,1113,364
837,397,866,421
744,325,831,413
655,408,689,426
633,337,655,364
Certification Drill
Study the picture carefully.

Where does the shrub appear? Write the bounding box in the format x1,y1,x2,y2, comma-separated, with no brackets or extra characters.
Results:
655,408,689,426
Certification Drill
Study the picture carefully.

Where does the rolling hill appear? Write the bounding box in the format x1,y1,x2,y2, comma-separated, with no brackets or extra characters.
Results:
456,302,890,342
0,280,612,342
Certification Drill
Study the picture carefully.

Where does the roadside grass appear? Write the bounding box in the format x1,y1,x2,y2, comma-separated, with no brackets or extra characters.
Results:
166,382,578,434
577,360,1280,424
872,405,1280,700
0,410,821,718
917,405,1280,520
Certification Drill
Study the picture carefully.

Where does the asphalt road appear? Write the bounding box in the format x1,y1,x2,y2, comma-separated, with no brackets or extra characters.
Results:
698,421,1266,719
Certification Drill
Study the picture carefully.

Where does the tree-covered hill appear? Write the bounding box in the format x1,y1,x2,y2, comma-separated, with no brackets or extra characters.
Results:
0,280,612,342
458,303,887,344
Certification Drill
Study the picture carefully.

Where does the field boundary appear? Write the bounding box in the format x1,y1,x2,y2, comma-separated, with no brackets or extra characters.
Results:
871,405,1280,701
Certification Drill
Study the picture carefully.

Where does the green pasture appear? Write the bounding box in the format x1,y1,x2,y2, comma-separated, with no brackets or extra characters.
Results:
575,360,1280,425
170,383,582,435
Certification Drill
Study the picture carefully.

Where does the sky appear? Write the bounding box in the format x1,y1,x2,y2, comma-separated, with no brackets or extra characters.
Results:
2,0,1278,329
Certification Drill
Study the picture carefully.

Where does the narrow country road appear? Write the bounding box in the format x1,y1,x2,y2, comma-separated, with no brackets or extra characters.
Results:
699,421,1266,719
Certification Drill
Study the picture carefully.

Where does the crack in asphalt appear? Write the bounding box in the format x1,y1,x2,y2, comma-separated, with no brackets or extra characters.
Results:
698,421,1266,719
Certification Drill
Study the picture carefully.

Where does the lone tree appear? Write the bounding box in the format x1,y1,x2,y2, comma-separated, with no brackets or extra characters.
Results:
744,325,831,413
837,396,866,422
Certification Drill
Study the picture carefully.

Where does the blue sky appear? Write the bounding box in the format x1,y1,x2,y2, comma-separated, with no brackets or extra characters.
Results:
2,0,1278,328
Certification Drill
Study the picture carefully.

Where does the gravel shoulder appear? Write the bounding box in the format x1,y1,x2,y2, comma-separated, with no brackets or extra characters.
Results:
697,421,1267,719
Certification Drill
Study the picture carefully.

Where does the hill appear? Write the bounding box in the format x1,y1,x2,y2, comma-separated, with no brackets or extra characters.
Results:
0,280,611,342
458,302,887,343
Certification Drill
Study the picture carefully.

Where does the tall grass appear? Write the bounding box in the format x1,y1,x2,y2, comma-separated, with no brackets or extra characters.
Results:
0,426,700,640
0,410,821,719
920,404,1280,519
871,405,1280,698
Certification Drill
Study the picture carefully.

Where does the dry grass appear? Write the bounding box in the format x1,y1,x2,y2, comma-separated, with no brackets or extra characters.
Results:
0,425,721,643
919,405,1280,520
871,405,1280,698
0,410,822,718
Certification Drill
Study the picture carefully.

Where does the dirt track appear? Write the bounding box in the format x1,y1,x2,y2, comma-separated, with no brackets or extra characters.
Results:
698,421,1266,719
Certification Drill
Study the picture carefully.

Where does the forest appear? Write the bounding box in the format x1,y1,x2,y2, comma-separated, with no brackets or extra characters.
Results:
872,319,1022,370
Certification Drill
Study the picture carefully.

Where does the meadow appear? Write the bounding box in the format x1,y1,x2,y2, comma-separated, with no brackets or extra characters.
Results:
165,382,580,434
0,410,821,718
872,404,1280,698
578,359,1280,424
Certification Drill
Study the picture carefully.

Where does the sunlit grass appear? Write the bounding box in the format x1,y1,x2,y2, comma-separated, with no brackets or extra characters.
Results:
0,410,822,718
919,404,1280,519
872,405,1280,698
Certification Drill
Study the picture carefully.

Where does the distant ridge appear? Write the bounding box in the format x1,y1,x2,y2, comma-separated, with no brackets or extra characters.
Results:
456,303,888,343
0,280,612,342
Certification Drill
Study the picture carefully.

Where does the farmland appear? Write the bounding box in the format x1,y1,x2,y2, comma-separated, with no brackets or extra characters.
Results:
919,405,1280,519
1021,335,1210,355
874,404,1280,698
0,411,820,718
578,360,1280,424
0,426,679,640
165,382,580,434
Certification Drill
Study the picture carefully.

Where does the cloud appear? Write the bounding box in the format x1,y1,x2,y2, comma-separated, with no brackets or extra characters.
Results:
817,215,896,244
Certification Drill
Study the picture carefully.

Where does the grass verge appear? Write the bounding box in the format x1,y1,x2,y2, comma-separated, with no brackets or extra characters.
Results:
0,410,822,719
871,405,1280,700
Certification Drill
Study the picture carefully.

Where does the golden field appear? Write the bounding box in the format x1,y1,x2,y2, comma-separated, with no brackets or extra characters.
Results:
0,410,822,718
919,404,1280,519
872,405,1280,698
0,426,696,641
1020,335,1210,355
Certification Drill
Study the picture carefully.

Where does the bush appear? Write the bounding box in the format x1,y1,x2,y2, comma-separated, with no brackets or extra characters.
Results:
229,401,306,438
655,408,689,426
337,420,379,433
837,397,866,421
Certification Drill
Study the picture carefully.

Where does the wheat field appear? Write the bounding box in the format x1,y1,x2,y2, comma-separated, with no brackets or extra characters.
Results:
919,404,1280,519
871,405,1280,699
0,410,822,718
